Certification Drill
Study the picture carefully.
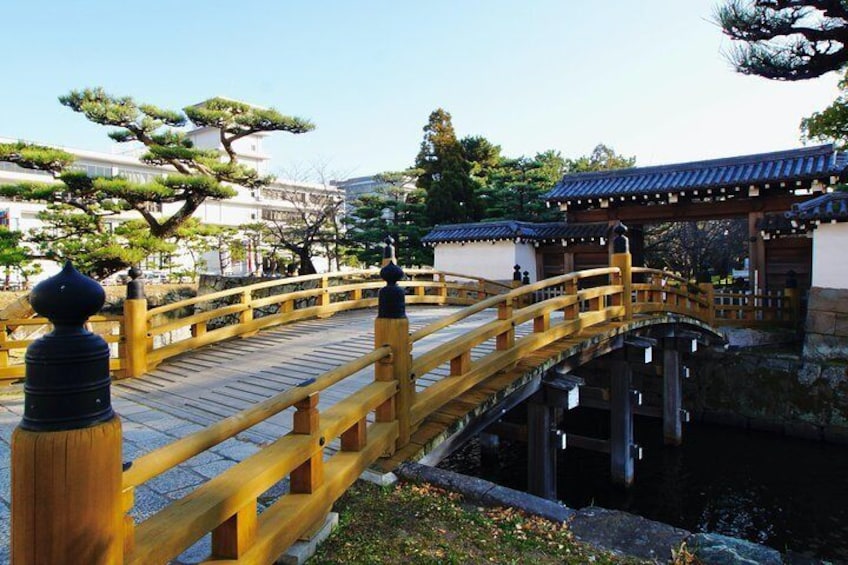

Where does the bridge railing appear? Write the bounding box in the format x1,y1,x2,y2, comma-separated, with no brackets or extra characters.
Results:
0,314,125,380
408,266,626,427
123,267,511,378
120,344,398,563
631,268,799,328
9,229,798,563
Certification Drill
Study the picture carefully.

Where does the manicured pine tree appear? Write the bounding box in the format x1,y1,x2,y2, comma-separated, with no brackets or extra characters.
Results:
0,89,314,278
717,0,848,80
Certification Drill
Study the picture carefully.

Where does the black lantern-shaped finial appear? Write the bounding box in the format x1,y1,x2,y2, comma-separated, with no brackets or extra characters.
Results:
379,236,406,318
22,261,113,431
613,221,629,254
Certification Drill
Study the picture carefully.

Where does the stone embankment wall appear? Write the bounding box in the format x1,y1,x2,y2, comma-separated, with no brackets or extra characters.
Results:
685,347,848,443
679,286,848,443
804,287,848,362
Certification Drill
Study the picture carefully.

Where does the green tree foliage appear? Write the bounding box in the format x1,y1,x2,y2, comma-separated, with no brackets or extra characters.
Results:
717,1,848,80
416,109,481,225
480,152,565,222
0,88,314,277
460,135,502,184
0,227,35,289
168,219,236,280
345,171,431,267
801,70,848,146
564,143,636,173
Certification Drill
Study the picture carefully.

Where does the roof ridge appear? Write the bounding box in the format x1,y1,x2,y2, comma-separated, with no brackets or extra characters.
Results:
557,144,837,183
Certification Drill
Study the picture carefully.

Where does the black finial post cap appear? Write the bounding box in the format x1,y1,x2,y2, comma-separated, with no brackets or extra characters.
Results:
513,265,522,282
785,269,798,289
22,261,113,431
127,265,144,299
383,235,396,262
378,259,406,319
522,270,530,285
613,221,629,254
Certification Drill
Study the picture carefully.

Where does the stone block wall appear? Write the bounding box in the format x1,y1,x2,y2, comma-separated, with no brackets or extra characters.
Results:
685,348,848,443
804,287,848,362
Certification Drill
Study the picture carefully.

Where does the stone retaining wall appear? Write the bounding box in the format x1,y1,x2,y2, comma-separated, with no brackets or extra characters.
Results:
804,286,848,362
685,348,848,444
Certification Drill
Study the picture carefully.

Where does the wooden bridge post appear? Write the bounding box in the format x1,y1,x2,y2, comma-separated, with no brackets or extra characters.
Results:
123,266,148,378
527,396,559,500
496,298,515,350
437,273,448,304
698,282,716,326
12,262,123,564
662,342,683,446
375,236,412,449
610,359,635,487
609,222,632,320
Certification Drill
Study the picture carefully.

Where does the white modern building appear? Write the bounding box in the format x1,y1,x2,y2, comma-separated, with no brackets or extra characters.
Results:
0,117,343,285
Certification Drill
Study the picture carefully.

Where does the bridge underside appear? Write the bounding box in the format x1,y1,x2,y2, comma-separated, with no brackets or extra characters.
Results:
379,315,722,472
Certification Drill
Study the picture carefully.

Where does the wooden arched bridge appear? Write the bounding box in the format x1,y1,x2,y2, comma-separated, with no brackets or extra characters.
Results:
5,235,800,564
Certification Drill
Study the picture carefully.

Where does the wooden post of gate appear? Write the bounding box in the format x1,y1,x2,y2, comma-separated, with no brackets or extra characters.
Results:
123,266,148,378
375,236,411,449
609,222,632,320
12,262,123,564
784,270,800,325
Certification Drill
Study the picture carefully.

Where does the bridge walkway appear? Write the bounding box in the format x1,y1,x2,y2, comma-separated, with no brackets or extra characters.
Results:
112,305,534,449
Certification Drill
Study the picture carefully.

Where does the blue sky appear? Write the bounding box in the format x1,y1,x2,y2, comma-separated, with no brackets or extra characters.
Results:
2,1,843,180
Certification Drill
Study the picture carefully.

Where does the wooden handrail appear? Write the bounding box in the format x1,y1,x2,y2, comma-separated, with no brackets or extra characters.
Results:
127,380,397,564
411,267,618,343
123,345,391,488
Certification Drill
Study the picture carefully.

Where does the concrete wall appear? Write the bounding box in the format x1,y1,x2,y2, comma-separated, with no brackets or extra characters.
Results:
812,223,848,289
433,241,538,282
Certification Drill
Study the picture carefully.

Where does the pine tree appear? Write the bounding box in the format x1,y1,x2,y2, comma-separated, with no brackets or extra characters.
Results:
480,153,565,222
717,1,848,80
346,171,431,266
0,88,314,278
415,109,481,225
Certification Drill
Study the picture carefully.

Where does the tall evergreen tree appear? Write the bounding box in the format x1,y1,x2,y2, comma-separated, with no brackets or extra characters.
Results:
415,109,481,225
717,1,848,80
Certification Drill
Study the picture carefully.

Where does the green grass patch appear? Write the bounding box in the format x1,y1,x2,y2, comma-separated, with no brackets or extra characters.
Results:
311,481,650,564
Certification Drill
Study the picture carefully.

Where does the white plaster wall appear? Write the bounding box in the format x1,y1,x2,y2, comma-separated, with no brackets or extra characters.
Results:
433,241,538,282
812,222,848,289
514,243,538,283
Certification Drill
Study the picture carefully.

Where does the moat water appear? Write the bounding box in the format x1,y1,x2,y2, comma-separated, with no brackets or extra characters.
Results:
440,416,848,561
